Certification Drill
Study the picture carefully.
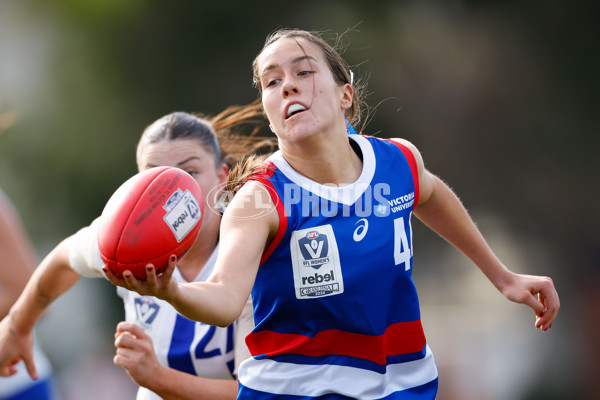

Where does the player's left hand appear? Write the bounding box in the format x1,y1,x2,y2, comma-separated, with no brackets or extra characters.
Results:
500,272,560,331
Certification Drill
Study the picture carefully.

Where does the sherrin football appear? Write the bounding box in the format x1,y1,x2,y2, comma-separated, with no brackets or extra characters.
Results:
98,166,204,279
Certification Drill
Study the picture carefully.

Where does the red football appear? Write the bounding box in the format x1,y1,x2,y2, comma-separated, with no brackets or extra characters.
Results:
98,166,204,279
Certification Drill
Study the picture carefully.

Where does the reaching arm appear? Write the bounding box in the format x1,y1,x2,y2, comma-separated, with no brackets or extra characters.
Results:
392,138,560,331
104,180,277,328
0,236,81,378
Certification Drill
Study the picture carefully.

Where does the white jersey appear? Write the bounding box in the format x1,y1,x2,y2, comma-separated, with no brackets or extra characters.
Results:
69,218,251,400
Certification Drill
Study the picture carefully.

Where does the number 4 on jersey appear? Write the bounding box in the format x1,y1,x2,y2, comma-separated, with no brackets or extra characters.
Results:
393,216,412,271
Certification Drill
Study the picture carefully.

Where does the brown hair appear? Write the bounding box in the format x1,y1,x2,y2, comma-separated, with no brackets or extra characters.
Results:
209,100,275,168
136,99,275,171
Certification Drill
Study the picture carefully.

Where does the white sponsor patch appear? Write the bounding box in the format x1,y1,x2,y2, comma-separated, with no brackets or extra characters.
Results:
163,189,202,242
290,224,344,299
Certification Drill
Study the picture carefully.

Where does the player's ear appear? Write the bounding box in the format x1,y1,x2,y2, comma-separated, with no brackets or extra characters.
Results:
218,162,228,185
340,83,353,111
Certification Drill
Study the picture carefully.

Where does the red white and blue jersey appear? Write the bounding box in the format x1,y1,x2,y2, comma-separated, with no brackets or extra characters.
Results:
69,219,239,400
237,135,438,399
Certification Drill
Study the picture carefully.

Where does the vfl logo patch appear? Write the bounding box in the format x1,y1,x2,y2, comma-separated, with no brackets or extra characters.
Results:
298,230,329,266
290,225,344,299
134,297,160,326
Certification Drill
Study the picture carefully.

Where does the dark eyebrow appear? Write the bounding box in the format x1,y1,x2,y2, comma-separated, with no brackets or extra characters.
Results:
261,55,318,76
146,156,201,170
175,156,201,167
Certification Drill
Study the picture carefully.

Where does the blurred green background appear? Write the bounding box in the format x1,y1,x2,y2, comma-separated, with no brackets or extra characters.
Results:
0,1,598,399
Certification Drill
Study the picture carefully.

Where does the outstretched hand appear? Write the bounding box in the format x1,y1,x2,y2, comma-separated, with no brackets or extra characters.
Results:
102,255,179,303
0,315,37,379
500,272,560,331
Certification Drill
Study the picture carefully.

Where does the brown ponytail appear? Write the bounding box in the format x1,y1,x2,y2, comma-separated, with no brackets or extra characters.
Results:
207,99,277,197
208,99,275,169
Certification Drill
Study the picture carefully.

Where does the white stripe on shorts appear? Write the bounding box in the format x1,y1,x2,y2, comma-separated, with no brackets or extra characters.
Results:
238,344,438,399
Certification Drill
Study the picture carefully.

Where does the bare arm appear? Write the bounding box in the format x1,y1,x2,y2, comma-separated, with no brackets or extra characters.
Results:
109,279,255,400
146,368,238,400
114,322,238,400
392,138,559,331
0,194,37,319
0,236,81,378
112,259,256,400
104,180,277,327
119,299,254,400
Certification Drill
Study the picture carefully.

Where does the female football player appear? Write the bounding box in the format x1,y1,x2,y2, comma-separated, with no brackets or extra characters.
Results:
103,29,560,399
0,102,270,400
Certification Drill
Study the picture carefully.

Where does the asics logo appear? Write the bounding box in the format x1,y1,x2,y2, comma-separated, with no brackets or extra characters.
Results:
353,218,369,242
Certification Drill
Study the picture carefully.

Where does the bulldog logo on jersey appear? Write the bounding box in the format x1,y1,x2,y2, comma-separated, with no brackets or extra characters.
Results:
134,297,160,327
290,224,344,299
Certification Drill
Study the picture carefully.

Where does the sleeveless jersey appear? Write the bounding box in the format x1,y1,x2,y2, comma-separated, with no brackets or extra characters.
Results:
69,219,238,400
237,135,438,399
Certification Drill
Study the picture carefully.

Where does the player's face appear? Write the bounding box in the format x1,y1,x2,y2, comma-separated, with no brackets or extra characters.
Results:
256,38,352,145
137,139,228,218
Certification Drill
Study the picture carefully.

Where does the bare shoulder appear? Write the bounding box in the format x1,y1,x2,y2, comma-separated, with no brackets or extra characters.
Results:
222,180,279,237
387,138,437,205
387,138,423,166
225,180,275,217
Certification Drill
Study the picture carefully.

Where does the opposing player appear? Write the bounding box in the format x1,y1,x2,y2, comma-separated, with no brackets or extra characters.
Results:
0,189,56,400
0,103,269,400
104,29,560,399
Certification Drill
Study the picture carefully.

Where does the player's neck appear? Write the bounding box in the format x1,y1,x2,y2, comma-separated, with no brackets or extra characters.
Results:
282,135,363,185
